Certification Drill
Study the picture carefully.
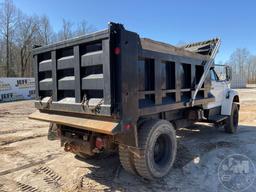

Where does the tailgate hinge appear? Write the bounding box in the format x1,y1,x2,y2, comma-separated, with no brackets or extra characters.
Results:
39,96,52,109
81,95,89,111
81,95,103,114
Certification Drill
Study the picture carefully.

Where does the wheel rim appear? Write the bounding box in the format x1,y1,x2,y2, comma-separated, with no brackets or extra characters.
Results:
233,109,238,128
153,134,172,167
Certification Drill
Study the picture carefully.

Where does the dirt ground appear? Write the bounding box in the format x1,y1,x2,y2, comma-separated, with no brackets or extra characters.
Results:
0,88,256,192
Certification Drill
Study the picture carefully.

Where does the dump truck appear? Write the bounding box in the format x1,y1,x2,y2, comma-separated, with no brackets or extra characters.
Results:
29,22,239,180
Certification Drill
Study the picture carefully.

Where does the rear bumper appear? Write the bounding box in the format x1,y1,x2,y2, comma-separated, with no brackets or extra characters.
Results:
29,110,119,135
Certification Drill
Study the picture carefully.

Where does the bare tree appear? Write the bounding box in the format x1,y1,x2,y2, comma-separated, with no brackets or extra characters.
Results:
0,0,18,77
16,15,39,76
248,56,256,84
39,15,53,45
76,19,95,36
227,48,256,84
0,0,95,77
0,39,5,76
58,19,73,41
228,48,250,77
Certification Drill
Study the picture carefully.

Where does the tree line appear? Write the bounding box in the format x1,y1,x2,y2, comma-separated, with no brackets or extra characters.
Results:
0,0,256,84
226,48,256,84
0,0,94,77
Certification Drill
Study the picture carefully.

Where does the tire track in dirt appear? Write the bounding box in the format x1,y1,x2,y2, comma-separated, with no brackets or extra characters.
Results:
0,134,47,146
0,179,40,192
0,183,8,192
0,153,62,176
16,182,40,192
32,166,62,188
0,129,32,135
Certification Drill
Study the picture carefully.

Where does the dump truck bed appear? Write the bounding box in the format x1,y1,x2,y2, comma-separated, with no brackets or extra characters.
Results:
31,23,216,135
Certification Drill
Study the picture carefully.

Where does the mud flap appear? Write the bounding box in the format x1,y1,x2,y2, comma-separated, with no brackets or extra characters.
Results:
48,123,60,140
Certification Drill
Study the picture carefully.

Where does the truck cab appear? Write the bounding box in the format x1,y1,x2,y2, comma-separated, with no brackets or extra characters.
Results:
204,65,239,132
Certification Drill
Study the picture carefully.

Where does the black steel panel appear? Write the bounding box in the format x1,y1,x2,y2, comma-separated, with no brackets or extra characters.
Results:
58,76,75,90
39,78,52,90
81,51,103,67
33,29,109,55
34,28,112,116
74,46,81,103
57,56,74,69
139,97,215,116
117,26,140,147
141,49,203,65
102,39,111,105
35,101,111,116
191,64,196,89
34,55,39,99
39,59,52,72
51,51,58,101
155,58,162,105
175,62,181,102
82,74,104,90
138,60,145,91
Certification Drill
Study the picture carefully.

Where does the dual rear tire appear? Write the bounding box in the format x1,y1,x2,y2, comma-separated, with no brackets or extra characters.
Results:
119,104,239,179
119,120,177,180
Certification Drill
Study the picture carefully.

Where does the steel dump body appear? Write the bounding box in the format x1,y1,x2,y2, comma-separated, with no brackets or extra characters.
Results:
32,23,215,146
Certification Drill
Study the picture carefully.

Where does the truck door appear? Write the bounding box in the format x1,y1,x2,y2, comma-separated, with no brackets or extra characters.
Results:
208,68,227,108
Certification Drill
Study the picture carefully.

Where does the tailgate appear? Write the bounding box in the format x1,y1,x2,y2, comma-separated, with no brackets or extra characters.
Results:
33,29,112,116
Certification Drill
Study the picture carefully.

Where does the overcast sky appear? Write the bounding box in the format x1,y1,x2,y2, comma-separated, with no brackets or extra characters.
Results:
9,0,256,62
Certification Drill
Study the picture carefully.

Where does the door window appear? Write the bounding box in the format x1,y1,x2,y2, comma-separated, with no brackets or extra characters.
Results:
210,69,219,81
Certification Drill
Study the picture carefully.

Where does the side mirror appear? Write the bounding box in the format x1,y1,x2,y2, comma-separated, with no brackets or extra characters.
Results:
225,66,232,81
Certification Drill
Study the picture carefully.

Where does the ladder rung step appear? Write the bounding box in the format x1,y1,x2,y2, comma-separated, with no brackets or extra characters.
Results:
208,115,228,123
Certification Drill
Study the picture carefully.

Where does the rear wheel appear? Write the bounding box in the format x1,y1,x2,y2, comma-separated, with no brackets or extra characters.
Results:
225,103,239,133
133,120,177,180
119,145,137,175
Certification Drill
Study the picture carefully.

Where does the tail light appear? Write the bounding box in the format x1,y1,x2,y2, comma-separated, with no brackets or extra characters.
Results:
114,47,121,55
95,137,104,149
124,123,132,130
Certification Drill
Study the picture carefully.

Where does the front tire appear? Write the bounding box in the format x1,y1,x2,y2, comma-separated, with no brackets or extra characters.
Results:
133,120,177,180
225,103,239,133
